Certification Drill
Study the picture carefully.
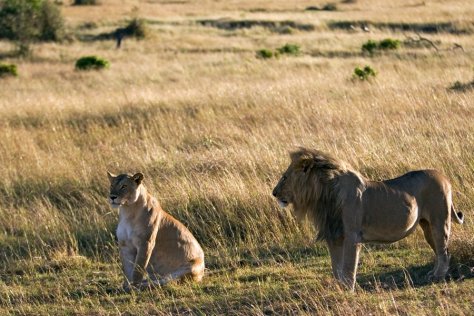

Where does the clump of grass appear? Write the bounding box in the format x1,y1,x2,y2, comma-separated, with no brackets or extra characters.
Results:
449,237,474,273
256,44,301,59
362,38,401,54
0,63,18,77
448,80,474,92
353,65,376,80
256,49,275,59
277,43,301,56
75,56,110,70
378,38,401,50
361,40,378,54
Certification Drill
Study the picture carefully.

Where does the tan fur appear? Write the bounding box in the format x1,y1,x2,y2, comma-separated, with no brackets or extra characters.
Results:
107,172,204,290
272,148,464,290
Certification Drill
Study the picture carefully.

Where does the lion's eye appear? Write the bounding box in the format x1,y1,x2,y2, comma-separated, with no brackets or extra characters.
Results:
121,185,127,190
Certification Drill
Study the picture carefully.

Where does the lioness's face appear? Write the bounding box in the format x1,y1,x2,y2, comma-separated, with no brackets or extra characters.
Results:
107,172,144,208
272,167,295,208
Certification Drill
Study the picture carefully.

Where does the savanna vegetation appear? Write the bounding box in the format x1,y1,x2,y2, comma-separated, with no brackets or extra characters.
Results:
0,0,473,314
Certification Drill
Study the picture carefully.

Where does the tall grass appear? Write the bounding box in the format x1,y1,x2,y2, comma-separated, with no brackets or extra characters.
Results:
0,0,473,314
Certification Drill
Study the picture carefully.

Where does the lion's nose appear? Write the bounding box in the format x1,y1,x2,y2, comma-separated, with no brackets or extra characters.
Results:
110,195,118,200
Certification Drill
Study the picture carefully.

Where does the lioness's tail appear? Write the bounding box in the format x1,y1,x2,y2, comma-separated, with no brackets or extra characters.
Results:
451,205,464,224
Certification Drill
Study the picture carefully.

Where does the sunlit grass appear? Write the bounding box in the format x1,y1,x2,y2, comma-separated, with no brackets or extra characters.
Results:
0,0,473,314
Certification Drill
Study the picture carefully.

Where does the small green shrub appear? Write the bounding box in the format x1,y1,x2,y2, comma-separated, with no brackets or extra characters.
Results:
277,43,301,56
256,49,274,59
378,38,401,50
361,40,378,54
0,63,18,77
362,38,401,54
353,65,376,81
75,56,109,70
73,0,98,5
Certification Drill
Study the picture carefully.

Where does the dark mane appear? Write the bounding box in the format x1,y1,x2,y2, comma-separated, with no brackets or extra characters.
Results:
290,148,353,241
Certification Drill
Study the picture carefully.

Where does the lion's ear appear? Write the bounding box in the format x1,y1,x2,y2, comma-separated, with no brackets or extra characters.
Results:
107,171,116,182
296,157,314,173
132,172,144,185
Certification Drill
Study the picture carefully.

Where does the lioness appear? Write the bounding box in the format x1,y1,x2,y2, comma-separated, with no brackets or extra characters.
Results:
107,172,204,290
272,148,464,290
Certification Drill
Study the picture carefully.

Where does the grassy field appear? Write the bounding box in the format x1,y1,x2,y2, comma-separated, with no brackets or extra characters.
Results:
0,0,474,314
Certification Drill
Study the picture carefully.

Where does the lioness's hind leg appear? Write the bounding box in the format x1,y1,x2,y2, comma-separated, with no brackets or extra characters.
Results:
143,259,204,288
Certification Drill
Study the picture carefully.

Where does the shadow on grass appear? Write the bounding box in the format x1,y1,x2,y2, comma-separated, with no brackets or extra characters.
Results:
358,262,474,291
197,19,315,33
328,20,473,34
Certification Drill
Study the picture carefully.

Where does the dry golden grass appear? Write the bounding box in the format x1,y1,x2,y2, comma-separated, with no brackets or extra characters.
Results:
0,0,473,314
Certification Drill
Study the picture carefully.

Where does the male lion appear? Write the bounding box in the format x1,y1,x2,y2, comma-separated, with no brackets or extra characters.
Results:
107,172,205,290
272,148,464,290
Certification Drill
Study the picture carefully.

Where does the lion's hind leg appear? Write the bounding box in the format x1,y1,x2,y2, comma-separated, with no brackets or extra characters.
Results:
420,218,450,281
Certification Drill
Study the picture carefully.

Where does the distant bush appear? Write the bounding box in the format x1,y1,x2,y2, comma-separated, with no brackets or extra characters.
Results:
277,43,301,56
256,49,274,59
378,38,401,50
353,65,376,80
449,80,474,92
361,40,378,54
75,56,109,70
0,63,18,77
38,0,65,41
0,0,65,55
362,38,401,54
122,18,147,39
73,0,98,5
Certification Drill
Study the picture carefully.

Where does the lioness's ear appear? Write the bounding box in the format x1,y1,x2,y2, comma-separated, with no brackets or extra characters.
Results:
132,172,144,185
107,171,116,182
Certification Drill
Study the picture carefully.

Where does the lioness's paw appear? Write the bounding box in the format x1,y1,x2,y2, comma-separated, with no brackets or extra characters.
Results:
138,280,154,290
122,282,132,293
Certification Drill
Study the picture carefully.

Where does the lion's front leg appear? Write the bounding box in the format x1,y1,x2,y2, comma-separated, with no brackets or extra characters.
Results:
340,234,361,291
327,237,344,280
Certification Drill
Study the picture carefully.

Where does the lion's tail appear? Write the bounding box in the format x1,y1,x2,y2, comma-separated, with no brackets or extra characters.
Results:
451,205,464,224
